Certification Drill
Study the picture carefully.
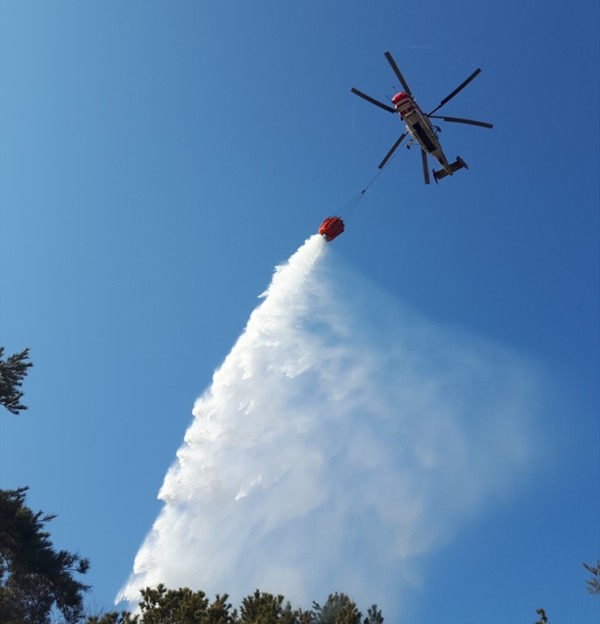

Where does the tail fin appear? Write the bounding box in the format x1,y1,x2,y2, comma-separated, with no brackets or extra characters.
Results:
433,156,469,183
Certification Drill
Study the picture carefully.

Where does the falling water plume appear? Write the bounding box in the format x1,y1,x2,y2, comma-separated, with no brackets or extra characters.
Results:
118,234,539,617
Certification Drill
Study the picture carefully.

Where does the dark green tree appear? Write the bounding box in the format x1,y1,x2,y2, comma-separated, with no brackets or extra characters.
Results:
239,590,286,624
535,608,548,624
312,593,361,624
237,590,314,624
0,487,90,623
0,347,32,414
136,584,210,623
294,609,316,624
99,584,238,624
280,603,312,624
206,593,237,624
86,588,383,624
583,560,600,595
363,604,383,624
86,613,133,624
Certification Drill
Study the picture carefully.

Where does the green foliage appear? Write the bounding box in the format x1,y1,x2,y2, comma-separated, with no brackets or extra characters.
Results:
137,584,211,623
312,593,362,624
88,588,382,624
294,610,316,624
0,347,33,414
92,585,237,624
86,613,134,624
363,605,383,624
535,608,548,624
206,593,238,624
0,487,90,623
583,561,600,595
237,590,320,624
239,590,286,624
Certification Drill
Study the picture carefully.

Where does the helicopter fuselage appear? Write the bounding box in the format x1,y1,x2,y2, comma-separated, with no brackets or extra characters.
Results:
391,92,452,173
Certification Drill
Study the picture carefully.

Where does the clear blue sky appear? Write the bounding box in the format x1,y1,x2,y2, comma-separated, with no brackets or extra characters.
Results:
1,1,598,622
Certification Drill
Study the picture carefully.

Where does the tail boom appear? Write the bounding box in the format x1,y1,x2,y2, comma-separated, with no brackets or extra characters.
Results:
433,156,469,183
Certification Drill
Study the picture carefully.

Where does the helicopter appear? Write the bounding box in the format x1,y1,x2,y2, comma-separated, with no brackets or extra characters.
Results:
351,51,493,184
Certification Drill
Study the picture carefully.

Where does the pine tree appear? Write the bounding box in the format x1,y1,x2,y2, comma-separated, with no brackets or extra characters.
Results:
239,590,286,624
312,593,362,624
535,608,548,624
583,561,600,595
363,605,383,624
0,487,90,623
0,347,33,414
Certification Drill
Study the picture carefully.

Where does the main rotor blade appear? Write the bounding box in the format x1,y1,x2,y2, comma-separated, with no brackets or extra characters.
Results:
384,51,412,96
429,114,493,129
421,149,430,185
378,133,407,169
428,68,482,115
351,87,395,113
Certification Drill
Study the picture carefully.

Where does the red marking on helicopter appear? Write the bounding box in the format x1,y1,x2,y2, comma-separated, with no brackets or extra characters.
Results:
319,216,345,242
391,92,414,117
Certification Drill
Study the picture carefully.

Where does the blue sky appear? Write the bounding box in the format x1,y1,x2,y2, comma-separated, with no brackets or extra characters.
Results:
1,1,598,622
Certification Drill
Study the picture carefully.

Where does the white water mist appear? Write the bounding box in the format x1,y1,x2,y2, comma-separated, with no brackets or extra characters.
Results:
118,234,538,617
